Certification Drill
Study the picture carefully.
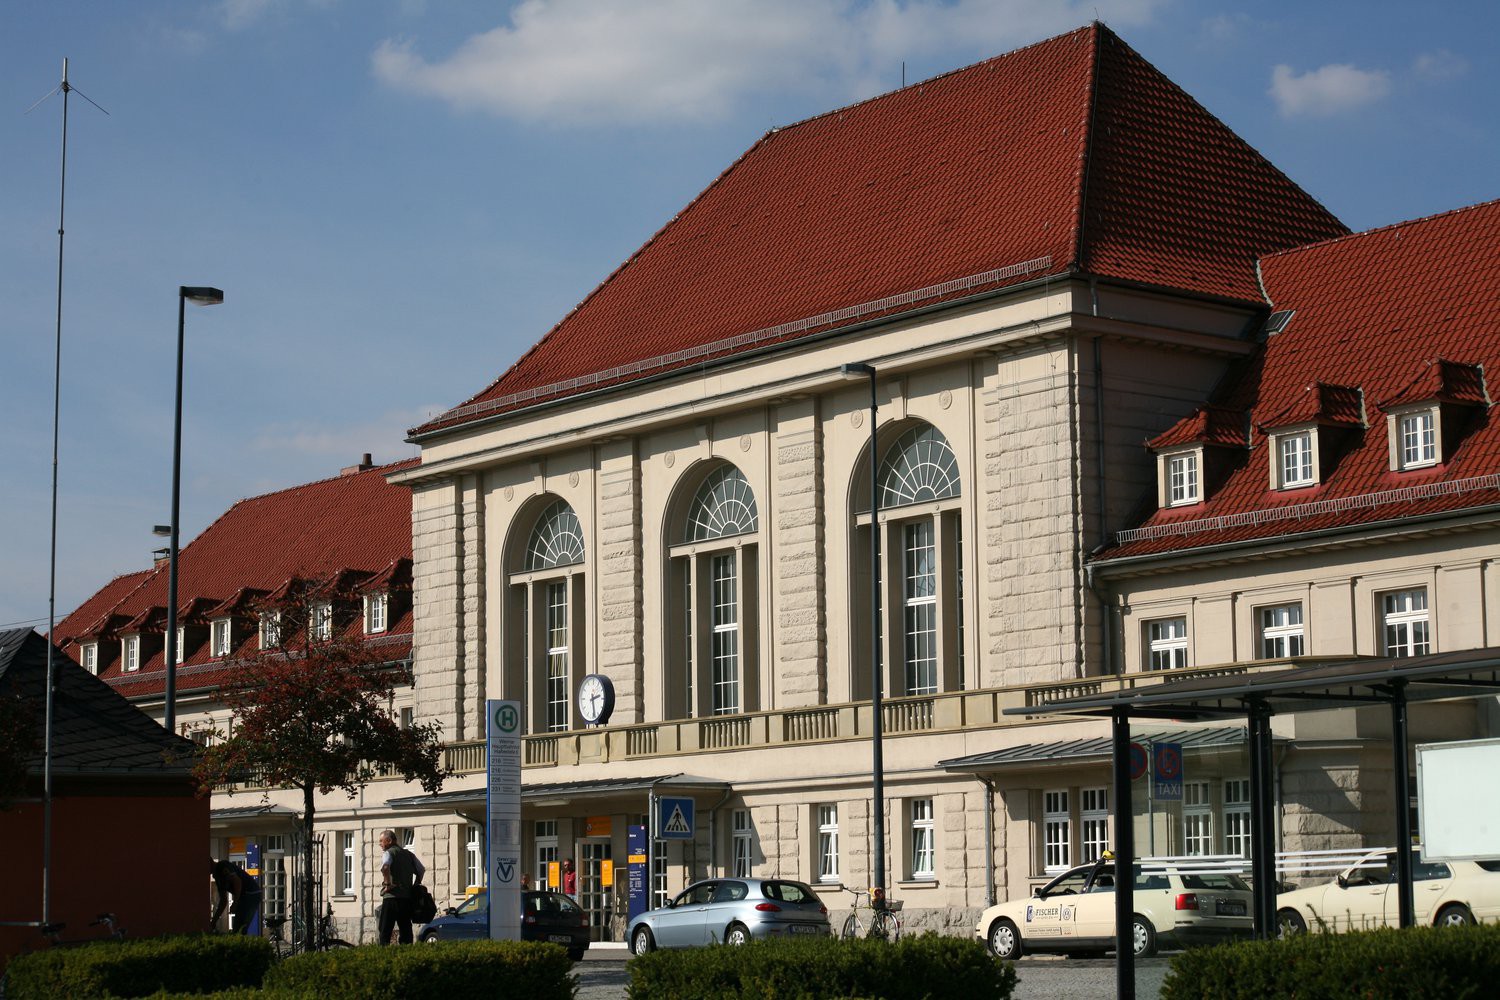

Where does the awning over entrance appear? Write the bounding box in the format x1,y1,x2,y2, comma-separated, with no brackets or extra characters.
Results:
209,804,298,830
385,773,730,813
938,725,1253,771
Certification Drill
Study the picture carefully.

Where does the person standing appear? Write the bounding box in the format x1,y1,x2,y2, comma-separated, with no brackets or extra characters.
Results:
210,857,262,934
377,829,426,944
562,857,577,898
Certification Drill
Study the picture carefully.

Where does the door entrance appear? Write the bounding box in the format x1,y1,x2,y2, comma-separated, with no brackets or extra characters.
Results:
580,840,613,941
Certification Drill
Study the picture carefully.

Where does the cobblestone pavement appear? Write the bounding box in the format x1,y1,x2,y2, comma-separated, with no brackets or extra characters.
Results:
574,949,1171,999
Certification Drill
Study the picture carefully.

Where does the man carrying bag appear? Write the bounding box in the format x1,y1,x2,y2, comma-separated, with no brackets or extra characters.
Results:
377,829,427,944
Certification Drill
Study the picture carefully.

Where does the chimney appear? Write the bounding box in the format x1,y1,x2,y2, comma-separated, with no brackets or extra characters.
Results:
153,547,171,568
341,453,374,477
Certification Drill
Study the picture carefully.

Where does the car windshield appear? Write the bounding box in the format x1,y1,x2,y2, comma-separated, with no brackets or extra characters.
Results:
527,892,582,914
762,881,821,904
454,892,486,916
1178,873,1250,891
1042,869,1090,896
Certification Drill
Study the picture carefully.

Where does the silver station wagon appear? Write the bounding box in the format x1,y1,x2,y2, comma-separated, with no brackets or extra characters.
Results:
628,877,831,953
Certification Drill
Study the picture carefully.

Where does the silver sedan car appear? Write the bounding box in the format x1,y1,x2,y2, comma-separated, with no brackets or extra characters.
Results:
628,877,831,953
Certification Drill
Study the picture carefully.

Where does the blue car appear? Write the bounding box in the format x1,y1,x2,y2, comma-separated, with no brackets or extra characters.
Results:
419,889,590,960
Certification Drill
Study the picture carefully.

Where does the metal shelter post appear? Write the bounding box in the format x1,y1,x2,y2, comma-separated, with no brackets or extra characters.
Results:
1245,702,1275,938
1111,707,1136,1000
1389,679,1415,927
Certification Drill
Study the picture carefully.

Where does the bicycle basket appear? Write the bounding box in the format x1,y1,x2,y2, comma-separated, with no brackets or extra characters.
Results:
878,898,903,912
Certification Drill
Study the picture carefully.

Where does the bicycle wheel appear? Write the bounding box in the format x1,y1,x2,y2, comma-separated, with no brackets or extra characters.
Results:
322,938,355,950
840,913,862,940
870,911,900,942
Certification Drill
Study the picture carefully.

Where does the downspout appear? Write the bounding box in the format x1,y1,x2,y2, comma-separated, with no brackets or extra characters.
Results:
980,775,998,906
1087,277,1117,675
706,785,734,874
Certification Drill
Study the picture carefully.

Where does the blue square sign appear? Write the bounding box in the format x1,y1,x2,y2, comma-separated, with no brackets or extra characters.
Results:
658,796,695,840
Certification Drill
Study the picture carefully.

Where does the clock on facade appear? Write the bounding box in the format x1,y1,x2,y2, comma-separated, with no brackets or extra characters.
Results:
576,673,615,726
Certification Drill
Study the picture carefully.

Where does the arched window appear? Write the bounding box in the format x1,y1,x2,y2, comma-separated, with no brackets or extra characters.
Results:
509,499,586,733
667,465,760,718
855,423,966,698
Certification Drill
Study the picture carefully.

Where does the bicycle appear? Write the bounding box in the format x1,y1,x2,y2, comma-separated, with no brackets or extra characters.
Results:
0,915,126,997
838,886,902,941
263,903,353,956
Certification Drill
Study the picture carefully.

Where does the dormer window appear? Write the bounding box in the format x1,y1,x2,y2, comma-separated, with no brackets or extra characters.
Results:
1165,451,1200,506
123,635,140,672
364,593,388,635
81,642,98,674
1275,428,1317,489
309,602,332,641
1394,408,1438,470
211,618,232,657
175,626,187,664
260,611,282,649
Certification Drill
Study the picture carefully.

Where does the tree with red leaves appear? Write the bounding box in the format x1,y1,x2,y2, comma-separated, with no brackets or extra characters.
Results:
0,691,40,810
193,586,444,951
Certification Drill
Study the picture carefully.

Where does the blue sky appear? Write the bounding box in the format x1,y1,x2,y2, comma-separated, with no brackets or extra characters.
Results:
3,0,1496,632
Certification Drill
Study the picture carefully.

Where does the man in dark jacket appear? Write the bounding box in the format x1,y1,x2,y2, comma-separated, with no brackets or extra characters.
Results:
378,829,427,944
210,857,262,934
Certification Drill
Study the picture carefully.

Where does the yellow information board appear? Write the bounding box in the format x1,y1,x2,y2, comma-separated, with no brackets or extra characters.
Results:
601,859,614,887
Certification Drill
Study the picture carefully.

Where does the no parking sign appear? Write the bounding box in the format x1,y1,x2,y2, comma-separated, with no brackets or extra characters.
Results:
1153,742,1183,801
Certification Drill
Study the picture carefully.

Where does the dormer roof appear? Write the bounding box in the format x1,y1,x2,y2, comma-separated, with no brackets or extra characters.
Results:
1258,382,1366,432
1377,358,1489,411
1147,407,1248,450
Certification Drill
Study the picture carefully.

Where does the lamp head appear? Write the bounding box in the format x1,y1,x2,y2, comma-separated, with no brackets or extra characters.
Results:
180,286,224,306
152,525,171,537
840,362,875,379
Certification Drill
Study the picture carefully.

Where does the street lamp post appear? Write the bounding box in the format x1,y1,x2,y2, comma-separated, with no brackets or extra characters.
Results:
841,362,884,897
165,285,223,733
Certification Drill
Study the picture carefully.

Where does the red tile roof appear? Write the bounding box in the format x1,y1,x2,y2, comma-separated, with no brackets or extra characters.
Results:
1104,199,1500,559
54,459,418,696
416,23,1345,437
1147,406,1248,450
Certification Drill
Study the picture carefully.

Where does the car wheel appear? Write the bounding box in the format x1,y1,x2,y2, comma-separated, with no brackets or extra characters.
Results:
1132,915,1156,958
568,949,585,962
1277,909,1307,938
725,923,751,946
988,918,1022,960
631,926,655,955
422,931,439,943
1436,904,1474,927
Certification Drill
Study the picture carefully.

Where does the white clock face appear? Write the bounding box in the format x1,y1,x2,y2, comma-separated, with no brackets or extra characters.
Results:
578,676,605,722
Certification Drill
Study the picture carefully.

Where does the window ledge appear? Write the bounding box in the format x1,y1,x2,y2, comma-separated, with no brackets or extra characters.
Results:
331,894,356,903
897,878,938,890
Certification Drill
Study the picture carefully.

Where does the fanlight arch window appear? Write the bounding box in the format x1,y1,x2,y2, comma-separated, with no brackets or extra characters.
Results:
509,498,587,734
854,422,967,699
667,464,760,720
686,467,759,542
526,501,585,571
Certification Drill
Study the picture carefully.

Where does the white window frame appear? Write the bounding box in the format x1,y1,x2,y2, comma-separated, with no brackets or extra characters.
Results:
1274,428,1317,489
709,552,742,715
1183,781,1213,856
174,626,186,664
544,580,570,732
122,635,140,672
340,831,355,895
309,601,333,642
464,825,483,891
902,520,939,696
211,618,232,656
1161,449,1201,507
1381,588,1431,658
731,809,754,878
259,612,281,649
1223,779,1252,858
535,820,559,890
1080,788,1109,862
263,835,288,919
817,805,840,883
364,592,388,634
1043,790,1070,871
909,798,936,879
1391,408,1439,470
1147,617,1188,671
81,642,98,674
1259,603,1305,659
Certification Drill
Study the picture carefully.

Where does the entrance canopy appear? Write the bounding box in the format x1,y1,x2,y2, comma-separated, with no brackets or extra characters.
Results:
386,773,731,818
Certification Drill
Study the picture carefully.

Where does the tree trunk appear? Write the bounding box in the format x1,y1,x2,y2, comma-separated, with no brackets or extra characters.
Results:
301,782,316,954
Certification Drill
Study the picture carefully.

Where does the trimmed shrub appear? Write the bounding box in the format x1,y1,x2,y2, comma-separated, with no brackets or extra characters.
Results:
625,933,1016,1000
2,934,274,999
1161,923,1500,1000
264,939,576,1000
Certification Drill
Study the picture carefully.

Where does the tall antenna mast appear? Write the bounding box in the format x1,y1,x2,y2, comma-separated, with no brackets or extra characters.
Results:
28,54,108,930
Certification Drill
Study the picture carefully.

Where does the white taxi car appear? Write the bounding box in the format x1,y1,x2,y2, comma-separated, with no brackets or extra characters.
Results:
976,856,1253,960
1276,849,1500,935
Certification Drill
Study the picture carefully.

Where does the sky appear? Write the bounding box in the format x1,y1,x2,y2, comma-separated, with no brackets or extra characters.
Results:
3,0,1496,633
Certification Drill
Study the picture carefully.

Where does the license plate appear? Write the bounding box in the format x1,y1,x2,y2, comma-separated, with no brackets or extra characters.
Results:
790,924,819,934
1216,900,1247,916
548,934,573,943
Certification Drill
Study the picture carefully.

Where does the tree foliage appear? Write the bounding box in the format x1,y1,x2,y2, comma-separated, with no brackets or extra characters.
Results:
0,690,41,810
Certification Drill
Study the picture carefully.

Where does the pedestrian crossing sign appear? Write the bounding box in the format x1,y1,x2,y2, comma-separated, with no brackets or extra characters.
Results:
659,796,695,839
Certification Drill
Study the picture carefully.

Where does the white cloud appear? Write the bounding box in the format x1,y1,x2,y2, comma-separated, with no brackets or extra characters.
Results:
217,0,338,31
1269,62,1391,118
249,408,432,462
371,0,1167,126
1412,49,1468,82
1200,12,1251,42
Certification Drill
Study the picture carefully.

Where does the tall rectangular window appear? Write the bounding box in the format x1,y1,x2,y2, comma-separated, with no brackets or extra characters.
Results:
731,809,754,878
1043,790,1070,870
711,553,740,715
1223,779,1252,857
260,612,280,649
535,820,558,890
1278,431,1315,487
1399,411,1437,468
309,602,332,641
910,798,935,879
1259,603,1305,658
123,636,140,672
263,835,287,919
903,520,938,695
955,518,965,681
465,825,483,890
175,627,186,664
1382,589,1430,658
1148,618,1188,671
81,643,97,674
683,570,694,715
1080,788,1108,862
341,832,355,895
545,581,570,731
1167,453,1199,505
364,593,388,634
817,805,840,882
652,839,670,910
1183,781,1213,856
212,619,232,656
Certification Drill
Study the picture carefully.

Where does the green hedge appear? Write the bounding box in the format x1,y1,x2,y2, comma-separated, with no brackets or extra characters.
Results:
1161,923,1500,1000
625,933,1016,1000
2,934,274,999
264,940,576,1000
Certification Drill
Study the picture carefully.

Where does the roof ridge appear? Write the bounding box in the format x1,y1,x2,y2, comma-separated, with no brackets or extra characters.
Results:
1071,22,1105,272
224,456,419,509
1262,197,1500,266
